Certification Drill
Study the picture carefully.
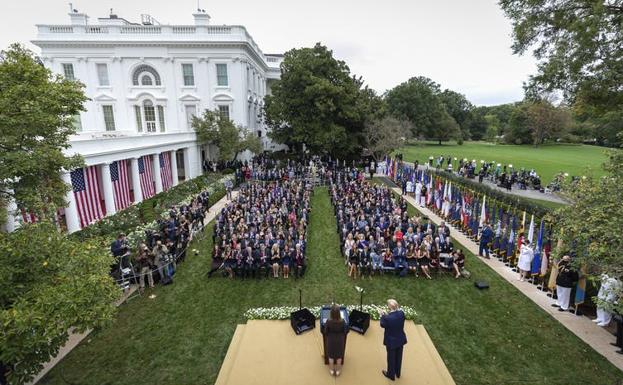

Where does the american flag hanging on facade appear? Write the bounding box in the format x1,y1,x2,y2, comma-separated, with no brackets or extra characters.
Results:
70,166,104,228
159,152,173,191
111,159,132,211
20,208,38,224
139,155,156,199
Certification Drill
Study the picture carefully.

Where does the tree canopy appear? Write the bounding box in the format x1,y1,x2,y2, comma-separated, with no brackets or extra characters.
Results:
363,117,412,161
0,223,118,384
500,0,623,146
193,109,262,161
385,76,460,144
264,43,382,158
0,44,86,221
553,151,623,313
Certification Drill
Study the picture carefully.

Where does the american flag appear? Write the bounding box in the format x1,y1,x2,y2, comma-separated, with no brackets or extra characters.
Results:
139,155,155,199
20,208,37,223
70,166,104,228
111,160,132,211
159,152,173,191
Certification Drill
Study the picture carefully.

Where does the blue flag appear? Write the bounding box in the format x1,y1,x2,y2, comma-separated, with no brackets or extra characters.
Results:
531,219,544,275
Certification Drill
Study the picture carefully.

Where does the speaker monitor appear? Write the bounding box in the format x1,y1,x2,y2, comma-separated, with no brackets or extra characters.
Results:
348,309,371,335
290,308,315,335
474,280,490,290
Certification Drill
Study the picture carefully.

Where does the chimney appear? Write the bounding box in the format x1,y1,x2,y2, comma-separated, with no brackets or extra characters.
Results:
68,11,89,25
193,11,210,26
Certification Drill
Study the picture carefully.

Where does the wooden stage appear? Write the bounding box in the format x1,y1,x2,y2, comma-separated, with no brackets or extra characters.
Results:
215,320,455,385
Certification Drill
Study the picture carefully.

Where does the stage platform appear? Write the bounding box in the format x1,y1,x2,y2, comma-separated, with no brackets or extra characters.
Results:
215,319,455,385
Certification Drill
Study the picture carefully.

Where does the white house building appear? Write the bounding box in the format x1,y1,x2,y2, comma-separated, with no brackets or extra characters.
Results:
4,9,283,233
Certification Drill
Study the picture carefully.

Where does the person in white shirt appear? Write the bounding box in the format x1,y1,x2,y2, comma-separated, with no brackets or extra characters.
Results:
593,274,620,327
517,241,534,282
415,181,422,207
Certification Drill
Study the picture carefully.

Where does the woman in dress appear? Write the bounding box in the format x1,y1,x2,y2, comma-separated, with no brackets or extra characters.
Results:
517,241,534,281
348,244,359,279
270,243,281,278
452,249,466,279
282,244,291,279
406,242,418,277
417,241,432,279
323,304,347,376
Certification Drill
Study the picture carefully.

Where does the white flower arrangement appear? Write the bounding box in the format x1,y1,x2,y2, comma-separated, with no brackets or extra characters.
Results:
244,305,418,321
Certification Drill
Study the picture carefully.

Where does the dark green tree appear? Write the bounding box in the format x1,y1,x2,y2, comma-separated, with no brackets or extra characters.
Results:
499,0,623,117
0,44,86,221
264,43,381,159
0,223,118,384
439,89,474,138
385,76,459,144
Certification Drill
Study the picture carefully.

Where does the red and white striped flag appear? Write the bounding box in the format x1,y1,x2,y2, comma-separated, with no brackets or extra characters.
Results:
70,166,105,228
111,160,132,211
20,208,38,224
159,152,173,191
139,155,156,199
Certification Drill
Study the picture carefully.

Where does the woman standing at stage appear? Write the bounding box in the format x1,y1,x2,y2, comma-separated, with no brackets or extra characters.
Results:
324,304,347,376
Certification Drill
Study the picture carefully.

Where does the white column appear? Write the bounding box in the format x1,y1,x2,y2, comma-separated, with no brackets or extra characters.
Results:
61,172,81,233
183,145,200,180
130,157,143,203
170,150,179,186
100,163,116,215
153,153,163,193
3,195,19,232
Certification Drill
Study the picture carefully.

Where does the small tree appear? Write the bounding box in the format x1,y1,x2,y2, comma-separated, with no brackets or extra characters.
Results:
553,152,623,314
363,117,412,160
0,44,86,221
192,109,262,161
0,223,118,384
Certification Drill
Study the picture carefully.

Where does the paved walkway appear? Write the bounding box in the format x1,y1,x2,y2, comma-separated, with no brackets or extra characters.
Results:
418,164,568,204
392,187,622,372
28,191,238,385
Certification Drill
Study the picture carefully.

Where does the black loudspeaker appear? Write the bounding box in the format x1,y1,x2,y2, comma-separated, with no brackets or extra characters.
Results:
348,309,371,334
290,308,315,335
474,280,490,290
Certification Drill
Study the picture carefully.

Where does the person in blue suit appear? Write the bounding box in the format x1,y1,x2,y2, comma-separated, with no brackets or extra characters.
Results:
380,299,408,381
479,222,494,259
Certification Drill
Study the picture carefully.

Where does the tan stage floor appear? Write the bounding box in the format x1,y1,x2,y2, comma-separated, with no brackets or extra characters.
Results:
215,319,455,385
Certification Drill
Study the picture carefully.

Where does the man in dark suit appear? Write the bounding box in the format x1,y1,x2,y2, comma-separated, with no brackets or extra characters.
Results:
380,299,407,381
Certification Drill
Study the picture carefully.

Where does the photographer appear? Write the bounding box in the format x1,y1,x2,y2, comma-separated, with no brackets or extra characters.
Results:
136,243,154,291
152,240,170,283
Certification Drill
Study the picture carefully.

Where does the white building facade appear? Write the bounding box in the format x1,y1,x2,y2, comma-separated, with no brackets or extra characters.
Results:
7,10,283,233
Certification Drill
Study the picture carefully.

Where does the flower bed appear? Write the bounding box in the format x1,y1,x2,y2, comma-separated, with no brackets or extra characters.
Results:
244,305,418,321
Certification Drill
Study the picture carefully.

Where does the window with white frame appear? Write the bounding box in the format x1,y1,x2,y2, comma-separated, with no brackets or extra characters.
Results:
62,63,75,80
216,63,228,86
182,64,194,86
140,74,153,86
157,106,166,132
134,100,166,133
185,105,197,130
218,105,230,121
134,105,143,132
96,63,110,86
143,100,157,132
72,114,82,131
102,105,115,131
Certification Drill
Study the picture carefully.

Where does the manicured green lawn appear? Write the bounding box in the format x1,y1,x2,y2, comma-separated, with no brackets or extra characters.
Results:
397,141,613,183
40,188,621,385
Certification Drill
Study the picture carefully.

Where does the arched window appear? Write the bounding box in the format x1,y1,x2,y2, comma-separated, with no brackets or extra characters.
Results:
140,74,153,86
132,64,161,86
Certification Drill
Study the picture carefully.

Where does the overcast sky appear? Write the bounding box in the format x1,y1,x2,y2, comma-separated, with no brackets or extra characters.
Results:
0,0,537,106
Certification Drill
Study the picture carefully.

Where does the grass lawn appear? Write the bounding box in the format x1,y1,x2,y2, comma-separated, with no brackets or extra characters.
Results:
40,188,621,385
397,141,613,183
